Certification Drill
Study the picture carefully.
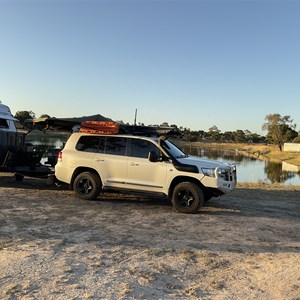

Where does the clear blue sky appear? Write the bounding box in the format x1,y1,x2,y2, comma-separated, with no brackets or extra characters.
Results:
1,0,299,134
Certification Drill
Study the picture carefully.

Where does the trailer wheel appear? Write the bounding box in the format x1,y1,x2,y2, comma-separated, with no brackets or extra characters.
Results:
15,174,24,182
171,182,204,213
73,171,101,200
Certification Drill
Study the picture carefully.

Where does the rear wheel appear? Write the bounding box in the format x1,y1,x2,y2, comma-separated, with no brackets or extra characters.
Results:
171,182,204,213
73,171,101,200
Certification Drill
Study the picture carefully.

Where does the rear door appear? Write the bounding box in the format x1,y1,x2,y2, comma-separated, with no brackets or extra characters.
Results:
92,136,128,188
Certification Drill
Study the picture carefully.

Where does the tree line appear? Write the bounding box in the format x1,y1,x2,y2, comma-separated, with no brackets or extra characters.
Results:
14,110,299,151
160,114,299,151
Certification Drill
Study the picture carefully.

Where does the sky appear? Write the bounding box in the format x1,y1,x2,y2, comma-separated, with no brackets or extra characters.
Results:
0,0,300,134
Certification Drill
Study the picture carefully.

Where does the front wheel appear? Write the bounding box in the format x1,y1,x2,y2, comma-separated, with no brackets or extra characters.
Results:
171,182,204,213
73,171,101,200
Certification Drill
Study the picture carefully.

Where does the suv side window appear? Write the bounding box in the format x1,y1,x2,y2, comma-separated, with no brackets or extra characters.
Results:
130,139,161,159
98,137,106,153
105,137,127,156
76,136,100,152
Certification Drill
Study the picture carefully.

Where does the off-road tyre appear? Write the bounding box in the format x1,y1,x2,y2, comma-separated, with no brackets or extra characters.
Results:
73,171,101,200
171,182,204,214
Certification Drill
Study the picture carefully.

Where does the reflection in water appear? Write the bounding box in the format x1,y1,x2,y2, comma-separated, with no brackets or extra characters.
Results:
25,132,69,148
183,146,300,185
24,132,69,164
264,161,296,184
184,146,257,164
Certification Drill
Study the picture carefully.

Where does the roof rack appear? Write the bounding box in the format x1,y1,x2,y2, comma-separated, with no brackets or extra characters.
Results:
79,121,181,137
80,121,119,134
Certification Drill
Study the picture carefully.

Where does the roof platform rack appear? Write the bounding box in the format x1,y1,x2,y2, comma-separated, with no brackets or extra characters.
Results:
79,121,181,137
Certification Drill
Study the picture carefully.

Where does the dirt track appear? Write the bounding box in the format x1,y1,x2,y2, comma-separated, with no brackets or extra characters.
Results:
0,173,299,299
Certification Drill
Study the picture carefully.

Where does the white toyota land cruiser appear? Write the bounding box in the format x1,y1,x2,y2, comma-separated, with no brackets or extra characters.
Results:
55,130,236,213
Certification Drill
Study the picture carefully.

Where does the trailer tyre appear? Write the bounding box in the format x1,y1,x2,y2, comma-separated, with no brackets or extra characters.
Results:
73,171,101,200
15,174,24,182
171,182,204,213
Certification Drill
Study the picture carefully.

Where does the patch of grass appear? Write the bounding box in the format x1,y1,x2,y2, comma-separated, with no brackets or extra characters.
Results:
0,238,11,250
146,248,169,257
158,263,173,275
182,249,197,262
5,284,23,297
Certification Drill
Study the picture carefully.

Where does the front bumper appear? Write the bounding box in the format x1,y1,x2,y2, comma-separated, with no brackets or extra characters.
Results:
201,165,237,194
218,165,237,192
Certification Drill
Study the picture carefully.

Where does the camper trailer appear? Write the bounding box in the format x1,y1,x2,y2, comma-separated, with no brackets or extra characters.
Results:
0,103,52,179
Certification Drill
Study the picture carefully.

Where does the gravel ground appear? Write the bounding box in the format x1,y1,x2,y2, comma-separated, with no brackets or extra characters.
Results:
0,173,299,300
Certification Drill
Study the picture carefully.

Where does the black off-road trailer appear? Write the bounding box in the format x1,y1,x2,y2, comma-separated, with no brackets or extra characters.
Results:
0,131,53,180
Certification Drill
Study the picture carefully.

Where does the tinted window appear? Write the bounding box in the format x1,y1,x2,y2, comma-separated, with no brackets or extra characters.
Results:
105,137,127,156
98,137,106,153
76,136,101,152
130,139,160,159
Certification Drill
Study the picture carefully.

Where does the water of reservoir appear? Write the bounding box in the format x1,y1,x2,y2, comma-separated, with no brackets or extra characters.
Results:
184,147,300,185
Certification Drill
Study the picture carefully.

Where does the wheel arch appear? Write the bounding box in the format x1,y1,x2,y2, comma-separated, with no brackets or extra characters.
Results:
70,167,101,188
168,176,211,199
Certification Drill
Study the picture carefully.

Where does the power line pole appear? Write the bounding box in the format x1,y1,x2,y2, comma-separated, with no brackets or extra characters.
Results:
134,108,137,125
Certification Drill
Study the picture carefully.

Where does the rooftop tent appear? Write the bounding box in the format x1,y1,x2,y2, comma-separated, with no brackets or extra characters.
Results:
0,103,18,132
0,103,18,121
33,114,111,131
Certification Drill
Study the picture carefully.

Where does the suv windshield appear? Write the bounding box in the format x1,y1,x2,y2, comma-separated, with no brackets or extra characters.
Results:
160,139,187,159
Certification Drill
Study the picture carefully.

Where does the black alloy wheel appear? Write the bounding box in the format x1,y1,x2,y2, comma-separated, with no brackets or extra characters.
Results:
171,182,204,213
73,171,101,200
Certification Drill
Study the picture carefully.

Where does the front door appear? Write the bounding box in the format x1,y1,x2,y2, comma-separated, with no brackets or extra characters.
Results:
126,138,167,192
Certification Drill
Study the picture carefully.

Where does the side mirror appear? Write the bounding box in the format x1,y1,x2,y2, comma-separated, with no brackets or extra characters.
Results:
148,151,158,162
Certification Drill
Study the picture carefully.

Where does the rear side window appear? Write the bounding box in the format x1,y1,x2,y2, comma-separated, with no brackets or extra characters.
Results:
105,137,127,156
76,136,105,153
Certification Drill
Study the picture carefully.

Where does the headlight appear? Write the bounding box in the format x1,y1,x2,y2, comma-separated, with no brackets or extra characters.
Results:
217,168,229,180
201,167,216,177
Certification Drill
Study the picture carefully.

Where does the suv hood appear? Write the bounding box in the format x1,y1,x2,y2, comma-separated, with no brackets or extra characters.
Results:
177,156,232,170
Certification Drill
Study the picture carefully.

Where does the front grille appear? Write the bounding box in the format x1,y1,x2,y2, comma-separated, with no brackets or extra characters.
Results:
230,168,237,182
220,167,236,182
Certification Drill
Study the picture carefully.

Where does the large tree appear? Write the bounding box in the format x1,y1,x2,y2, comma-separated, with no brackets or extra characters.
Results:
207,125,221,142
14,111,35,129
262,114,297,151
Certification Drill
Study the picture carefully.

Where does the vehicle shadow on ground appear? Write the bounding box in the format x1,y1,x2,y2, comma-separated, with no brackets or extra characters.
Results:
1,174,299,221
95,194,173,207
0,174,68,190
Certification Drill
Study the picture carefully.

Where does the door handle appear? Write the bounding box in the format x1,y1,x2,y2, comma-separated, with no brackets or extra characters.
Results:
130,162,139,166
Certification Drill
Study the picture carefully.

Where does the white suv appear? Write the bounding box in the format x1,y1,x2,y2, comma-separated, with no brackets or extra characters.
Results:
55,132,236,213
